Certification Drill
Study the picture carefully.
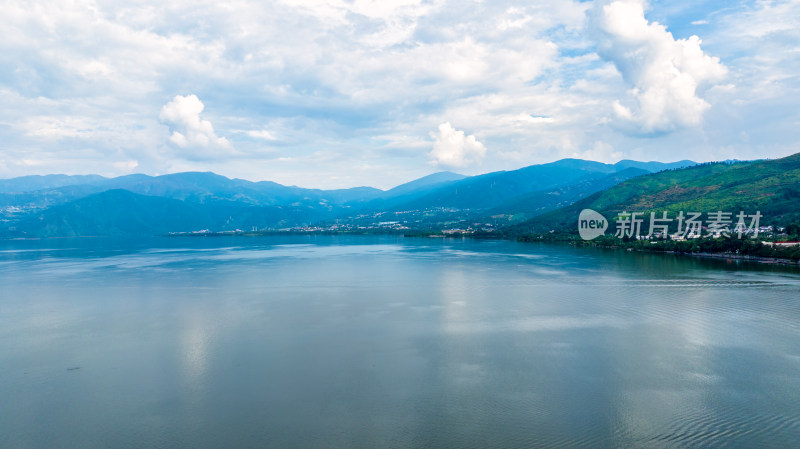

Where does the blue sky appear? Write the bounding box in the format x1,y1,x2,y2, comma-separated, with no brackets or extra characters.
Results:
1,0,798,189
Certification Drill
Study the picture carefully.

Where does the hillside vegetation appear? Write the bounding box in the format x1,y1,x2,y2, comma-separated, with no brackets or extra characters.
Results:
510,152,800,235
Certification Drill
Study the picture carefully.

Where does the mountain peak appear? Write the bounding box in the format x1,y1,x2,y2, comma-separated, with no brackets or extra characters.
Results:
385,171,467,196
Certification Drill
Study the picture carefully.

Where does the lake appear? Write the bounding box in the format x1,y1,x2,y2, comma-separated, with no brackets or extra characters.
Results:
1,235,799,448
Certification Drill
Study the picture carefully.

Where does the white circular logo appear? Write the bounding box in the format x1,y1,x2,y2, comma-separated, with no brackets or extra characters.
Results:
578,209,608,240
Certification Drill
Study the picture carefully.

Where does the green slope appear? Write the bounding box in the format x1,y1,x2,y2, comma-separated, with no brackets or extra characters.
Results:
510,152,800,235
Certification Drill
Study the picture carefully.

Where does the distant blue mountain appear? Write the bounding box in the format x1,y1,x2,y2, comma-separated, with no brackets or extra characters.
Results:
546,158,695,173
383,158,695,212
482,167,650,223
97,171,384,206
7,189,336,237
613,159,695,172
544,158,615,172
384,171,467,197
0,174,107,193
0,158,697,237
0,171,383,211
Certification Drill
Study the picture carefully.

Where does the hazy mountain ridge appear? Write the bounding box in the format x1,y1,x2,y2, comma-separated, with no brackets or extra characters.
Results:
0,171,384,213
6,189,338,237
481,167,651,224
0,158,702,237
0,174,108,193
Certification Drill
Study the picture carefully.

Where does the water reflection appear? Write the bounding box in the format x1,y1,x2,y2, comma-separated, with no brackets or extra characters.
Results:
1,236,798,448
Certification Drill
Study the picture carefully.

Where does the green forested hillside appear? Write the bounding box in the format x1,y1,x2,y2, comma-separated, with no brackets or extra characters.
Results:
510,152,800,235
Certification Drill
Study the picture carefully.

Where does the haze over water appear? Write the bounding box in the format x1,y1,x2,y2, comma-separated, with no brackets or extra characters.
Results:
2,236,799,448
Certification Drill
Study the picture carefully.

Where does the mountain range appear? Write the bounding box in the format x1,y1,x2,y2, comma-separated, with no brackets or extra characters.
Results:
0,157,712,237
509,152,800,236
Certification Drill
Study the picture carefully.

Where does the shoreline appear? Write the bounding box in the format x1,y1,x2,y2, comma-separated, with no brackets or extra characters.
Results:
6,231,800,268
581,242,800,267
667,250,800,266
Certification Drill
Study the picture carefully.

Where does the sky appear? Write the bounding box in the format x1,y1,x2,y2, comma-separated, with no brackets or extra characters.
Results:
1,0,798,189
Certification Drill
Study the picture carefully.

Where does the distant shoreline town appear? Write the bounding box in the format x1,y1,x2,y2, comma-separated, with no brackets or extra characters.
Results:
2,152,800,268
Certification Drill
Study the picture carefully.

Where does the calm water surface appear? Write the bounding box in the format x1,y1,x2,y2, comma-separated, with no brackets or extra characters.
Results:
1,235,799,448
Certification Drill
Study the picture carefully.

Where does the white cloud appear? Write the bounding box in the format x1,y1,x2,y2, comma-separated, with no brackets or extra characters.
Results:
159,94,233,160
0,0,796,187
244,130,277,140
572,141,622,163
592,0,727,133
429,122,487,168
728,0,800,39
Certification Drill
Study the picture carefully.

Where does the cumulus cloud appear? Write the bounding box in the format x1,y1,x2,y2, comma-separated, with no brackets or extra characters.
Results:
2,0,796,186
592,0,727,133
159,95,233,159
429,122,487,168
245,130,276,140
572,141,622,163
